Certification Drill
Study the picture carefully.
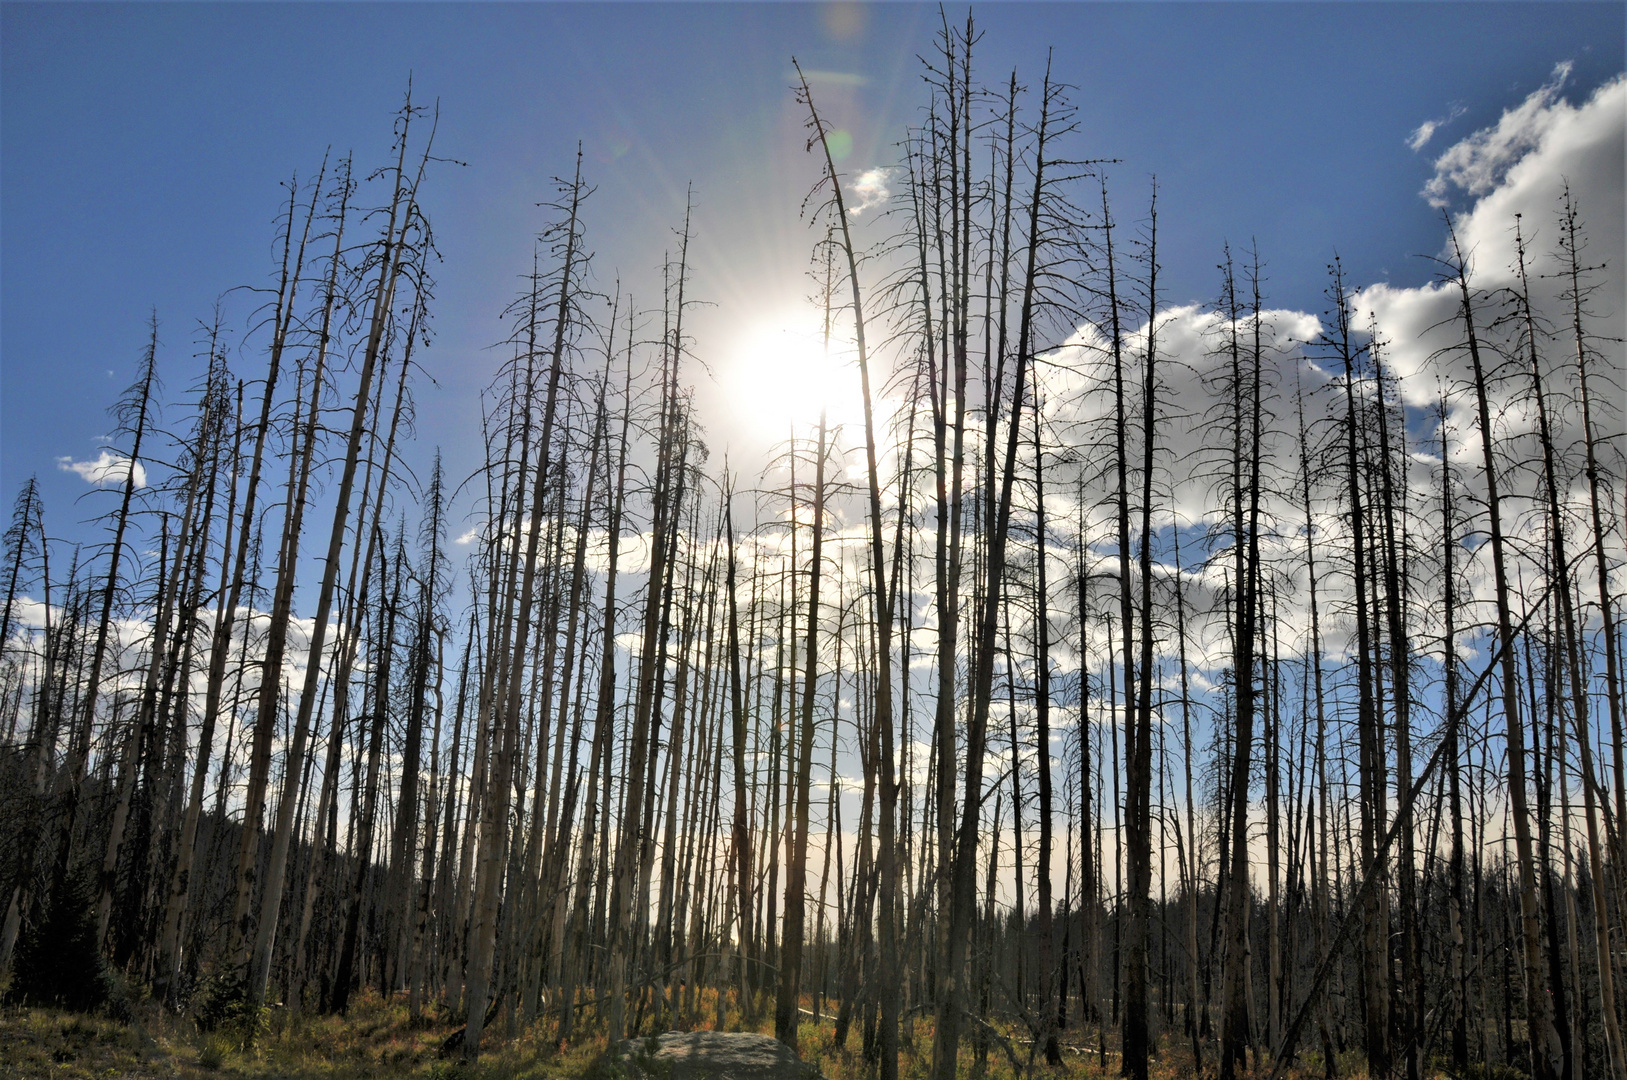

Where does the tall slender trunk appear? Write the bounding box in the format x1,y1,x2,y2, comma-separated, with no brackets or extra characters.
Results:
1558,191,1627,889
1512,220,1625,1077
154,354,244,1002
725,476,756,1021
1324,259,1389,1079
223,173,327,965
1123,184,1161,1080
936,57,1054,1080
1446,216,1561,1080
60,315,163,905
1220,247,1264,1080
246,108,434,1011
465,149,587,1058
96,383,219,944
776,408,827,1049
1032,378,1061,1065
332,535,406,1009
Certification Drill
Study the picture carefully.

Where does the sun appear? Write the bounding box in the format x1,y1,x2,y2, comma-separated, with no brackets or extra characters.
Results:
727,310,867,441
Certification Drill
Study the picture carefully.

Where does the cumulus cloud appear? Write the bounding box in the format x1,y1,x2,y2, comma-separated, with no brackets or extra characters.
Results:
1351,69,1624,664
962,63,1625,696
58,451,146,488
1422,61,1578,206
1356,68,1624,415
846,166,892,217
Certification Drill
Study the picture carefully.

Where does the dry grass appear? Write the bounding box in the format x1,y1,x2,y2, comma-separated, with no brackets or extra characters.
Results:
0,989,1457,1080
0,992,603,1079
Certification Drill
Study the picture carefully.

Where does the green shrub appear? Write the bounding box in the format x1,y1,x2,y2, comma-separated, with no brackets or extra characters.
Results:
198,1032,231,1070
10,877,114,1013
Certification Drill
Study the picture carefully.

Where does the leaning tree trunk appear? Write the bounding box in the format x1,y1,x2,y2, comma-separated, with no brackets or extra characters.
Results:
463,149,585,1059
775,409,827,1050
1446,215,1562,1080
245,109,433,1012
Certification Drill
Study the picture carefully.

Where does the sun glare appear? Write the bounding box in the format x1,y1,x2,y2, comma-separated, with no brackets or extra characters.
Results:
728,312,867,440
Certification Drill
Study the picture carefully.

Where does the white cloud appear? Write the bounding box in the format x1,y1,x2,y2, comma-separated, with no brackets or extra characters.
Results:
1406,121,1439,153
1406,103,1466,152
846,166,892,217
9,596,53,631
1356,67,1625,416
1422,61,1577,206
790,69,868,89
980,64,1625,700
58,451,146,488
1344,65,1626,675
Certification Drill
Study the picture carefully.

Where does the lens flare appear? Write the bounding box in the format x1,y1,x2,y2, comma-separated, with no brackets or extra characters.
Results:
727,312,866,440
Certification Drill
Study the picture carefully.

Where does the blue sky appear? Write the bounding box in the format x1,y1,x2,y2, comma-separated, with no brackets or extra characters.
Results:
3,1,1623,530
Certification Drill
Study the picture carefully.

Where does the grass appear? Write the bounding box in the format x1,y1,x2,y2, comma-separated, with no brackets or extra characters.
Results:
580,990,1371,1080
0,988,1465,1080
0,992,604,1079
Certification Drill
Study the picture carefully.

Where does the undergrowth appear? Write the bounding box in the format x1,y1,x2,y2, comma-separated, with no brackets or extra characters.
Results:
0,986,1460,1079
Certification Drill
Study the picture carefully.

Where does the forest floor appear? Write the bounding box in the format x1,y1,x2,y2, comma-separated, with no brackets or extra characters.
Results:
0,991,1411,1080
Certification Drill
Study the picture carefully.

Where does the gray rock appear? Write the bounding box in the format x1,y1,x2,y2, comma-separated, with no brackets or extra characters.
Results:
598,1031,822,1080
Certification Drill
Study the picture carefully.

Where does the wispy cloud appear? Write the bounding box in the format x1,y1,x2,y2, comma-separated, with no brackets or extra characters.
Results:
788,69,867,88
58,451,145,488
1423,60,1573,206
1406,103,1466,152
